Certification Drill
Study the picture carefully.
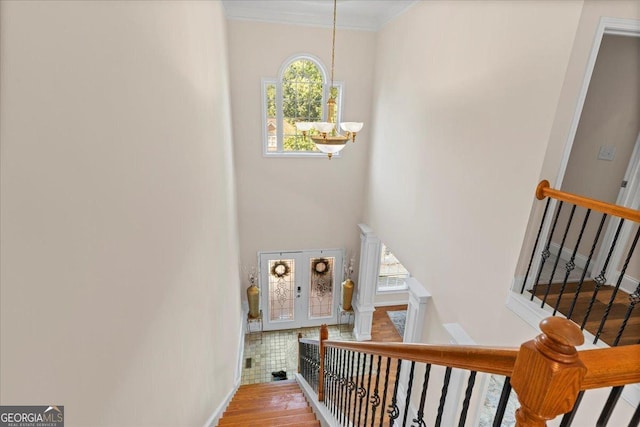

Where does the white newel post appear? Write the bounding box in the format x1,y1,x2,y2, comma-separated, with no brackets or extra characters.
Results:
353,224,380,341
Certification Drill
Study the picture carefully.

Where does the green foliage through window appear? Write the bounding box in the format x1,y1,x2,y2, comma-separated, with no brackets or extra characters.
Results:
264,56,342,155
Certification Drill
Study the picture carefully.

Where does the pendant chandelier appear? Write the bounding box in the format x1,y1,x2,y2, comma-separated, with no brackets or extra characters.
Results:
295,0,363,159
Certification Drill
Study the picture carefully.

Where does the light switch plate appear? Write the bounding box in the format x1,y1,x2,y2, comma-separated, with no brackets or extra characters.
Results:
598,145,616,161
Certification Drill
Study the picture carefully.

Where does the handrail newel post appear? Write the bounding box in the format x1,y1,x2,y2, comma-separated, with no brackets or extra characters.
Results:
318,324,328,401
511,317,587,427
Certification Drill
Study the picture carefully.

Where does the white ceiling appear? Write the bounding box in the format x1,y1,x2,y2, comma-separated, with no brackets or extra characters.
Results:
221,0,419,31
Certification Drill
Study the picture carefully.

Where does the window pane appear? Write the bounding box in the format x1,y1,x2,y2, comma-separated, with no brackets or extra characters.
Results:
282,59,322,152
309,257,334,318
378,244,409,291
268,259,295,321
265,82,277,152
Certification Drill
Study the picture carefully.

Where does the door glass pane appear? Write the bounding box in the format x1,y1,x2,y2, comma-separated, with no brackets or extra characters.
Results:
268,259,295,321
309,257,334,318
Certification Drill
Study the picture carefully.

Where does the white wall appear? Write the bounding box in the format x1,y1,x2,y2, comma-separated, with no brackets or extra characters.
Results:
365,0,585,345
0,2,241,426
227,21,375,294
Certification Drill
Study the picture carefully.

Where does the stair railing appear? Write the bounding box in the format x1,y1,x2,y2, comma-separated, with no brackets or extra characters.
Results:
521,180,640,348
298,318,640,426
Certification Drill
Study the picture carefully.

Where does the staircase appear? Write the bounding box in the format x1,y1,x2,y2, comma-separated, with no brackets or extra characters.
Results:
217,379,320,426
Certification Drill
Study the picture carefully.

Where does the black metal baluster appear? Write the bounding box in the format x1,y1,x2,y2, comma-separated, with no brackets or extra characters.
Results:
628,398,640,427
531,201,564,301
412,363,432,427
595,226,640,344
434,367,453,427
378,357,392,427
402,361,416,427
347,350,356,426
353,352,362,423
330,347,338,416
614,283,640,346
339,349,346,425
370,355,383,426
357,353,368,426
559,390,585,427
582,217,624,330
363,354,374,426
492,377,512,427
553,205,584,315
597,386,624,427
387,359,403,426
522,198,552,294
568,212,606,319
458,371,477,427
542,204,577,307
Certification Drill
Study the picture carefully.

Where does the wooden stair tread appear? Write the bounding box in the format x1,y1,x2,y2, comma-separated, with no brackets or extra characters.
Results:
218,407,311,424
217,380,319,427
218,412,317,426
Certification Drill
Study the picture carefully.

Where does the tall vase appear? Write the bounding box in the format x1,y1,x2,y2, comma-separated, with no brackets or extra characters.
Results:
247,284,260,318
341,279,354,310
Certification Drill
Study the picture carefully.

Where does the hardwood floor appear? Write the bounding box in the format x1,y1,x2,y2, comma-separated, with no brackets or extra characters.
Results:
371,304,407,342
530,281,639,346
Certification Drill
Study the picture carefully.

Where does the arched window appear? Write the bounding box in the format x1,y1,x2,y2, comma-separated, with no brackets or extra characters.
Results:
262,55,343,156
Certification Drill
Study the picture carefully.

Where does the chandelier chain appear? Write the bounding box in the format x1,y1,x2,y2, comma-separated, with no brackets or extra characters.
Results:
330,0,337,89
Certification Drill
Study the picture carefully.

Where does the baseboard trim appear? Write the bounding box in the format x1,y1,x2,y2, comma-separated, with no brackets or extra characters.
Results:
203,309,246,427
374,300,409,307
295,373,338,427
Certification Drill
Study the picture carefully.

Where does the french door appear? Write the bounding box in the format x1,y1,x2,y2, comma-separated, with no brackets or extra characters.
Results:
258,249,343,331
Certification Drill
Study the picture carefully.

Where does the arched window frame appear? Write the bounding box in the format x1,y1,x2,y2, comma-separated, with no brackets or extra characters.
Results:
262,54,344,157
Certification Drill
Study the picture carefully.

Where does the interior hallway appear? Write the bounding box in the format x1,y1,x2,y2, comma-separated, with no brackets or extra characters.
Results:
241,304,408,385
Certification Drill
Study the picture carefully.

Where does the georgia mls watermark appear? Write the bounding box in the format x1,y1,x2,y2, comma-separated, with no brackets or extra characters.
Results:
0,406,64,427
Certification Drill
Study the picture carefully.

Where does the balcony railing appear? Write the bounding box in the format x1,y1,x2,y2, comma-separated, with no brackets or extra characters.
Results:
298,318,640,426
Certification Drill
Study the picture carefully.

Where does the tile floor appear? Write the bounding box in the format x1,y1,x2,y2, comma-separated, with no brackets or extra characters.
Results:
241,324,354,385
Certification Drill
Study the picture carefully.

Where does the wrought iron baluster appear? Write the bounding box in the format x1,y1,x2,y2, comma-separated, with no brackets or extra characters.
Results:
492,377,512,427
531,201,564,301
552,205,582,314
595,226,640,344
378,357,392,427
387,359,403,426
353,352,362,423
363,354,374,426
369,355,383,426
347,350,356,426
434,367,453,427
458,371,477,427
582,217,624,330
412,363,432,427
402,361,416,427
329,347,337,416
597,386,624,427
559,390,585,427
614,282,640,346
339,349,346,425
542,204,577,307
568,212,606,319
357,352,368,426
522,198,552,294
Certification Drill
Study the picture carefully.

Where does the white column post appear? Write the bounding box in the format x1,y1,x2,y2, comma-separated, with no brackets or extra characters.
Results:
353,224,380,341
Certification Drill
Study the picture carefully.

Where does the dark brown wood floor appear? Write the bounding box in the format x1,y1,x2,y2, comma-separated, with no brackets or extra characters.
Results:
530,281,639,346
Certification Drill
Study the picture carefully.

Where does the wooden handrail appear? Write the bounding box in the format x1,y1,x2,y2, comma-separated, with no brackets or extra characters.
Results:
536,180,640,222
580,345,640,389
324,340,518,376
296,318,640,427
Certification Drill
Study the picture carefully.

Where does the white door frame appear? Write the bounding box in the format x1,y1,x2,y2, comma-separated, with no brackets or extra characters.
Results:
590,133,640,288
259,249,344,331
521,17,640,292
